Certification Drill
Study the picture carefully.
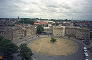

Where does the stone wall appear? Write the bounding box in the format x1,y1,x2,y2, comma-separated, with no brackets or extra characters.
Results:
0,25,36,41
53,26,90,40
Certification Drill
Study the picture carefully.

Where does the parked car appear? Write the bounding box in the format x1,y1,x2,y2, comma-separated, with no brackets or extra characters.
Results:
85,58,88,60
84,52,88,57
84,47,87,50
84,47,87,52
83,40,90,45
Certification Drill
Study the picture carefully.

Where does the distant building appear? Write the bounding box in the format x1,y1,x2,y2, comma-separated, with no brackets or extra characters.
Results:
34,21,48,27
72,21,92,27
34,20,55,34
0,18,19,26
62,22,74,26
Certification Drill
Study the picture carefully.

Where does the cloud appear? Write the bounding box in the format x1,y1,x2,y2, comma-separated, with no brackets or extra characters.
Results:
0,0,92,20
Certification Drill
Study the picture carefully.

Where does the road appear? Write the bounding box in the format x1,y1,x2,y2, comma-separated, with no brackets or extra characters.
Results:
67,37,92,60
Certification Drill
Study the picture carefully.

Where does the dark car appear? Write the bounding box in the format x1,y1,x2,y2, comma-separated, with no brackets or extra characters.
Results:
83,40,90,45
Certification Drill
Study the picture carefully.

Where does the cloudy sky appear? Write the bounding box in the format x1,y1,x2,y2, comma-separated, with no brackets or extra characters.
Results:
0,0,92,20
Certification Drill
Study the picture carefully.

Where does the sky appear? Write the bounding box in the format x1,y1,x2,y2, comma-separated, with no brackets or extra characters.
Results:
0,0,92,20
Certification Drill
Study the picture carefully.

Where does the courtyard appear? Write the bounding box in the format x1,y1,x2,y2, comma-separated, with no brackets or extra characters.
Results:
28,37,78,56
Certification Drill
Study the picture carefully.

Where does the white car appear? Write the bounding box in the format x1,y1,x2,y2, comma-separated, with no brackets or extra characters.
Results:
84,47,87,52
84,52,88,57
84,47,87,50
85,59,88,60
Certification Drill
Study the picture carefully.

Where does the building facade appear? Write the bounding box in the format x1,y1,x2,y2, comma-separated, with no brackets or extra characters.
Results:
52,26,65,36
0,25,36,41
53,26,90,40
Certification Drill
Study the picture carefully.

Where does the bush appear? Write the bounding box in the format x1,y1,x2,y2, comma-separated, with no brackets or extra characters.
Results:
50,38,57,43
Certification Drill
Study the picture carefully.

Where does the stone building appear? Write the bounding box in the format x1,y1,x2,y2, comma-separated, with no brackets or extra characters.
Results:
0,25,36,41
75,28,90,40
10,27,25,40
0,26,13,40
53,26,90,40
64,27,76,37
24,25,36,38
52,26,65,36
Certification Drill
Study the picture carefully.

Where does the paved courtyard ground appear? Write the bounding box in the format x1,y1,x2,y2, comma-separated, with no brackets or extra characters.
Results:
27,35,85,60
28,37,78,56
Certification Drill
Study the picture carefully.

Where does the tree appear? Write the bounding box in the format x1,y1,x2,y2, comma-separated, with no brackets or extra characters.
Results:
50,38,57,43
36,25,44,34
19,18,34,25
0,36,18,60
19,44,33,60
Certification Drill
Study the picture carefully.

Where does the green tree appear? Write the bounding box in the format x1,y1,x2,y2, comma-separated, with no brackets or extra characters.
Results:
0,36,18,60
50,38,57,43
19,44,33,60
36,25,44,34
